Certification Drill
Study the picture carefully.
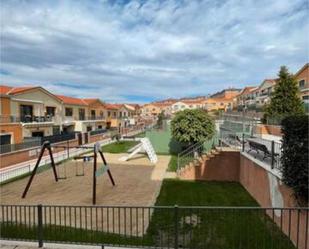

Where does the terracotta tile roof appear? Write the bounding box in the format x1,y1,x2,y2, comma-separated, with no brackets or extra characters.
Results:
238,86,258,96
56,95,88,106
0,85,37,95
83,98,98,104
0,85,13,95
104,103,120,110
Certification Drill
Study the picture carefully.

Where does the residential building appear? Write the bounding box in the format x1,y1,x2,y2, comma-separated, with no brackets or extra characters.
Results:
204,97,234,112
210,88,241,99
141,104,162,117
255,79,278,108
294,63,309,106
0,85,63,138
0,86,23,144
236,86,258,111
105,104,120,128
56,95,106,133
171,101,190,114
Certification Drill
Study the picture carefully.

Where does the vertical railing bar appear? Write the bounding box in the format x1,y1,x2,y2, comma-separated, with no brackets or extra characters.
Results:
296,209,300,248
174,205,178,249
305,209,308,249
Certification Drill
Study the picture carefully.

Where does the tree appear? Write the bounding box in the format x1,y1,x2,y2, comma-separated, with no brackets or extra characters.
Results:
156,111,165,129
264,66,305,123
171,109,215,146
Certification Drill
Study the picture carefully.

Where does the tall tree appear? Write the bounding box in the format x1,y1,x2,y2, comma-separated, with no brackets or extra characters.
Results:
265,66,305,121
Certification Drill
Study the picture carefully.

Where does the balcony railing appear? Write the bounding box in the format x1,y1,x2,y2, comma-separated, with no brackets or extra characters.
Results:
64,116,106,122
0,115,54,124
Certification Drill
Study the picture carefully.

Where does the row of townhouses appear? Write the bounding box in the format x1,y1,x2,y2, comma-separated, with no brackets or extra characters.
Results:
0,85,143,145
141,63,309,117
236,63,309,111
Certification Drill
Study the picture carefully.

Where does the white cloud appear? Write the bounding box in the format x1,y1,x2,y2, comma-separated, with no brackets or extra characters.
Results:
0,0,307,102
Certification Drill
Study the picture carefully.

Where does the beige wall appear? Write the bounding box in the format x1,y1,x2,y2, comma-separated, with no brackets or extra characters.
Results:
62,104,88,121
22,125,54,137
10,89,63,125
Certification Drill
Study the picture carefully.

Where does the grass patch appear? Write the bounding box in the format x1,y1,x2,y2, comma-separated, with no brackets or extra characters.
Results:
101,141,139,153
147,180,296,249
167,154,178,172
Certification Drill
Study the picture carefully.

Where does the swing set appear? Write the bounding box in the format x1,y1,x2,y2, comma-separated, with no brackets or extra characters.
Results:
21,141,115,205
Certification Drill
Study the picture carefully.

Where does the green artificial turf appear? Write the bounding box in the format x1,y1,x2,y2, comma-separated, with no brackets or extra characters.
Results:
101,141,139,153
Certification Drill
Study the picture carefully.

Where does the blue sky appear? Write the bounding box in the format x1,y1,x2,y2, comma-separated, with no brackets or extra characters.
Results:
0,0,308,103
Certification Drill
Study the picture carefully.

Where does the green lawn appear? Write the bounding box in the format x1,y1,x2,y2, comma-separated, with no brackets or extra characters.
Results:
101,141,139,153
148,180,296,249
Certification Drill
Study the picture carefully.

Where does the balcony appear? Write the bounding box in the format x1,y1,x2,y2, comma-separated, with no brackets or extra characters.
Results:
0,115,55,124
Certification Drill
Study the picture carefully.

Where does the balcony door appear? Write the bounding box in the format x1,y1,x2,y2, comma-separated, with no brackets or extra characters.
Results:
79,108,85,120
91,110,96,119
20,105,33,122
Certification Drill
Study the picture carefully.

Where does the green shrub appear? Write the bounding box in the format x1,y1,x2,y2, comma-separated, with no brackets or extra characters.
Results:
281,115,308,204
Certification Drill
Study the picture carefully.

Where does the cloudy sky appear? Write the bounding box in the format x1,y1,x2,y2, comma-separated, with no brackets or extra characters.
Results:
0,0,308,103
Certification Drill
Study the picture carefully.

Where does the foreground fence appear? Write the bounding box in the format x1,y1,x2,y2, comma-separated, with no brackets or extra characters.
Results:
0,205,307,249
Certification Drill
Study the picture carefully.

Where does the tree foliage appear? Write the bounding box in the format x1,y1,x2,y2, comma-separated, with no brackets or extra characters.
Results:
281,115,308,204
171,109,215,145
156,111,165,129
264,66,305,123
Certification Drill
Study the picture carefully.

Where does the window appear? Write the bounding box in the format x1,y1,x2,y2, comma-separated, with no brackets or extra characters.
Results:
100,111,104,118
46,106,55,116
220,103,224,106
65,108,73,117
108,111,111,117
299,80,305,88
113,112,117,118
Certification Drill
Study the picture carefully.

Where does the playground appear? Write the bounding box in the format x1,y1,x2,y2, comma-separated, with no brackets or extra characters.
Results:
0,152,170,206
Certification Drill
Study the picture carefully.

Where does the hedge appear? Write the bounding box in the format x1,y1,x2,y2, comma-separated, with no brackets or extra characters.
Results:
281,115,308,204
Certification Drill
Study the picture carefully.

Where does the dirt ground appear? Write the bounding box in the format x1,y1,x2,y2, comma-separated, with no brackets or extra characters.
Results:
0,153,170,235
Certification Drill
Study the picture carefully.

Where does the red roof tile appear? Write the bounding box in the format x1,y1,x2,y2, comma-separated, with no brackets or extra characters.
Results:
56,95,88,106
0,85,13,95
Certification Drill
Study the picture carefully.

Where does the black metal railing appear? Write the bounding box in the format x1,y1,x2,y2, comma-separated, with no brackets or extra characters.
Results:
0,205,307,249
0,140,41,154
40,133,76,144
0,133,77,154
0,115,54,123
219,129,282,171
89,129,107,136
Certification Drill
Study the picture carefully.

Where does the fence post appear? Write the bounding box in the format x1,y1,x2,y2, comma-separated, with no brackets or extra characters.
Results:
174,205,179,249
271,140,275,169
242,133,245,152
37,204,43,247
